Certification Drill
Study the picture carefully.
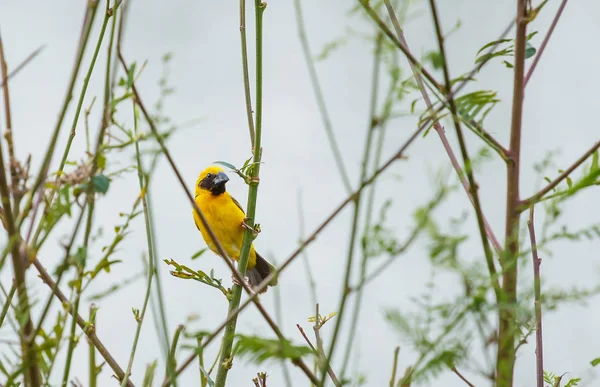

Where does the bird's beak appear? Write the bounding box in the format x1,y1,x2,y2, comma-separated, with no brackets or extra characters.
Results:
213,171,230,186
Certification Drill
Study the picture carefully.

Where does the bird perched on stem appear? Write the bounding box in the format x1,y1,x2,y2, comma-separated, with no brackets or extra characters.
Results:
193,165,277,293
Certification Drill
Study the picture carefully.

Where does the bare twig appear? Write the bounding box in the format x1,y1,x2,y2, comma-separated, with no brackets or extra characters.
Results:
296,322,341,387
498,1,528,385
520,140,600,208
524,0,569,86
0,45,45,89
386,0,501,297
527,206,543,387
451,366,476,387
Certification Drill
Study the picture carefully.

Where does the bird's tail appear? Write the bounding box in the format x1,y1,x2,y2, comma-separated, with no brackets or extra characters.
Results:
246,252,278,293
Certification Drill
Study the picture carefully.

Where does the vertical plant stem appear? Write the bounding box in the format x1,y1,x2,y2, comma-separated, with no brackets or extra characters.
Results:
425,0,501,296
320,20,384,386
340,29,387,378
389,346,400,387
0,97,41,387
239,0,255,144
0,33,20,217
166,325,185,380
293,0,352,193
214,2,266,386
498,1,527,386
527,207,543,387
88,304,98,387
273,282,293,387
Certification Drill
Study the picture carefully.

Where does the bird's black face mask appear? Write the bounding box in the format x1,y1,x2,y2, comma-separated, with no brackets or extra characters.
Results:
199,171,230,196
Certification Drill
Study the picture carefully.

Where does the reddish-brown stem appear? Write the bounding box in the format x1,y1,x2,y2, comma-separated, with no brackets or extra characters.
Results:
524,0,569,87
527,206,543,387
498,1,528,386
426,0,502,299
520,140,600,209
0,32,42,387
451,366,476,387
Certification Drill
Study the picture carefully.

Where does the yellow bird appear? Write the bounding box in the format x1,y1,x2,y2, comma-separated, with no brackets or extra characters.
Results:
193,165,277,292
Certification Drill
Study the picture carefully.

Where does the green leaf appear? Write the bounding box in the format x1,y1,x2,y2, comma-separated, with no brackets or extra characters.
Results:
92,174,111,194
126,62,137,88
525,42,536,59
476,38,512,55
75,246,87,267
233,335,312,365
424,51,444,70
191,248,208,260
213,160,238,171
591,357,600,367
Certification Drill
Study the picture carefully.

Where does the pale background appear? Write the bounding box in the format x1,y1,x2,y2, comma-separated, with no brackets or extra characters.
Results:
1,0,599,386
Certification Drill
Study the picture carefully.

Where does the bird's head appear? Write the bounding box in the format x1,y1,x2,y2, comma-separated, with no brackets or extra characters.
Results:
195,166,230,196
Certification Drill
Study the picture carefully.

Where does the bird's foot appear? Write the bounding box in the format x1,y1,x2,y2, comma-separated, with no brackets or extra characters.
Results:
231,274,252,289
241,217,261,239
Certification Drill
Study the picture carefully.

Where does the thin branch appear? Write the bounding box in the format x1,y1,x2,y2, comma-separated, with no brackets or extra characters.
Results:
0,43,41,386
498,1,528,385
387,0,501,297
0,44,45,89
16,0,99,230
524,0,569,86
33,259,134,386
358,0,443,92
527,206,543,387
319,22,384,385
0,32,18,208
389,347,400,387
296,322,341,387
294,0,352,193
239,0,255,144
520,140,600,208
451,366,476,387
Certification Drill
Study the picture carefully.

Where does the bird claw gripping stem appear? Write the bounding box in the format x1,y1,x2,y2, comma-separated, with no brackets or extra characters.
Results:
241,217,261,239
231,274,255,295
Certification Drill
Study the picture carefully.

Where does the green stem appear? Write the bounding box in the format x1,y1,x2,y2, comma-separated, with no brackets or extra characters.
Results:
121,103,159,387
341,22,402,375
88,304,98,387
0,92,41,387
0,281,16,329
31,3,111,247
293,0,352,193
166,325,185,379
239,0,255,144
214,3,266,386
16,1,99,230
320,22,383,387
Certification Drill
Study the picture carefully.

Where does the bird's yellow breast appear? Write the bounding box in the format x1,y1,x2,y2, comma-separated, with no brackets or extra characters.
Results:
193,190,257,268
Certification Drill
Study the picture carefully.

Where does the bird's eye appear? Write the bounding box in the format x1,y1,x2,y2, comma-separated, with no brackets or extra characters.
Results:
206,173,213,178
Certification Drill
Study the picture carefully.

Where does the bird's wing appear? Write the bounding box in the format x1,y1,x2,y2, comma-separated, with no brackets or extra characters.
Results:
229,194,246,215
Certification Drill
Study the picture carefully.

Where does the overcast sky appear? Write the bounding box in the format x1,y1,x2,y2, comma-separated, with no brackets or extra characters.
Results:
1,0,600,386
